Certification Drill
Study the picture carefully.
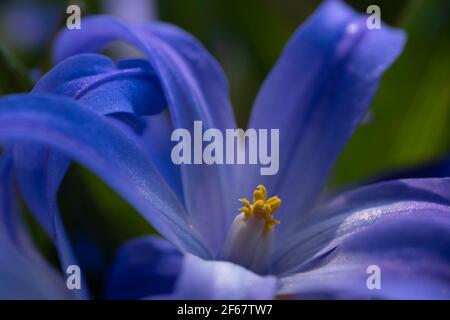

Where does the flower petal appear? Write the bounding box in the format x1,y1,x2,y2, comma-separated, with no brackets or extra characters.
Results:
0,94,210,259
278,211,450,299
139,111,184,199
0,152,70,299
34,53,166,116
0,149,32,252
242,0,406,246
271,178,450,275
0,153,69,299
53,16,237,254
12,143,87,296
170,254,277,300
0,232,70,299
106,236,182,299
13,53,182,293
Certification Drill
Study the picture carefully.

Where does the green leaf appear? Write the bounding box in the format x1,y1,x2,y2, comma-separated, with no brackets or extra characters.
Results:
333,0,450,186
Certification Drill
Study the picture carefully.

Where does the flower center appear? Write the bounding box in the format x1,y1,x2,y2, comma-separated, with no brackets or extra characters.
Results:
221,185,281,273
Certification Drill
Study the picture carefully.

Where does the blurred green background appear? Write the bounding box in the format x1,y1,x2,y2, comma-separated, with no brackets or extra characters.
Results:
0,0,449,291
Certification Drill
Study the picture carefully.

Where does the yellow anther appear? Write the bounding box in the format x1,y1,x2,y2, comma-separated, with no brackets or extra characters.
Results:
253,185,267,202
239,198,252,219
239,198,252,208
267,196,281,212
239,185,281,232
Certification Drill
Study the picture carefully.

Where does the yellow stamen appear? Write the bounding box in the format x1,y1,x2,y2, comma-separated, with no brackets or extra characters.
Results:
239,185,281,232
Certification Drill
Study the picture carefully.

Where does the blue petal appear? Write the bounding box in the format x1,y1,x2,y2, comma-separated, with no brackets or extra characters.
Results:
0,94,210,259
271,178,450,275
0,149,32,252
0,153,70,299
241,0,406,249
33,53,166,116
106,236,182,299
138,111,184,199
13,53,182,294
0,233,70,299
12,143,86,297
53,16,237,254
169,254,277,300
278,211,450,299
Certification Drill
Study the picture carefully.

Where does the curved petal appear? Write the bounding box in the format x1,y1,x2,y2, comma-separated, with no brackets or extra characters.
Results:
12,143,86,295
106,236,182,299
278,211,450,299
169,254,277,300
0,233,71,299
0,153,70,299
0,149,31,252
33,53,166,116
271,178,450,275
13,53,182,293
241,0,406,246
0,152,71,299
53,16,237,254
139,111,184,199
0,94,210,259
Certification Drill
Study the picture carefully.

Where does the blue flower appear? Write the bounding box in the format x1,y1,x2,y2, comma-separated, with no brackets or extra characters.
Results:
1,0,450,299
